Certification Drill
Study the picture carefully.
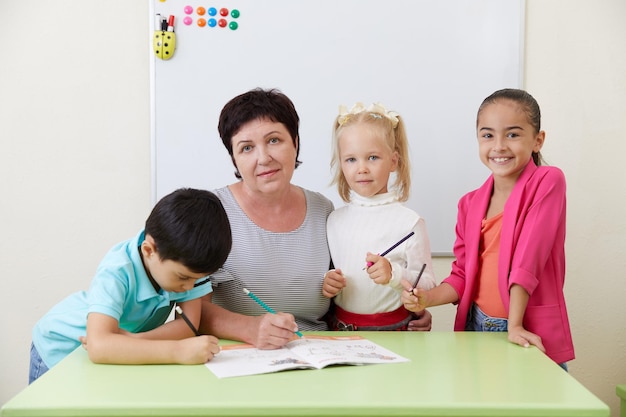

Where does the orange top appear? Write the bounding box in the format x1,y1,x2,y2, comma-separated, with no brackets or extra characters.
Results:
474,212,507,318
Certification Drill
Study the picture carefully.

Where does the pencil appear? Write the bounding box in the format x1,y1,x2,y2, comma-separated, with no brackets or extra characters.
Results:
365,231,415,268
409,263,427,292
175,306,200,336
243,288,304,338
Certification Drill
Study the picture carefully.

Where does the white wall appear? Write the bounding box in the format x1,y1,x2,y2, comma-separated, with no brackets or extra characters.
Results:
1,1,624,415
523,2,626,415
0,0,151,398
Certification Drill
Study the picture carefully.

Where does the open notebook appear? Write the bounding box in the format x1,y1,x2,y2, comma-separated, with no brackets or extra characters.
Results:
205,335,409,378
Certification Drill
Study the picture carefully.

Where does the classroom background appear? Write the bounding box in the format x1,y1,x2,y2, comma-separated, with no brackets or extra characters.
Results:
1,1,625,415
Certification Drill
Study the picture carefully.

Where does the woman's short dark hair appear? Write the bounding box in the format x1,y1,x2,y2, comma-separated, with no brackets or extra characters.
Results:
217,88,302,178
145,188,232,274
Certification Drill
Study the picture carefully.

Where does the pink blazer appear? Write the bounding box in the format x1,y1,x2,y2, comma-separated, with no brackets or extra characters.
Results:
443,161,575,364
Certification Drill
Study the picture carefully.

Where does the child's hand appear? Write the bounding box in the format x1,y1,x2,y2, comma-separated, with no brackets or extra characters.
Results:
365,253,392,284
507,325,546,353
177,335,221,364
322,269,346,298
401,280,428,312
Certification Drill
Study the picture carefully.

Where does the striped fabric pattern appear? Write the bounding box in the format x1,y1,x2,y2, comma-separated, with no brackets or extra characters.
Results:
210,186,334,331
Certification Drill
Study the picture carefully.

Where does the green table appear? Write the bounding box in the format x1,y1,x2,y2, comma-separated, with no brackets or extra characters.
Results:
617,385,626,417
1,332,609,417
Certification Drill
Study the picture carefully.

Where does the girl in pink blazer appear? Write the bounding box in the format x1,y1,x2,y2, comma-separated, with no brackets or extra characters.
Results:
402,89,574,368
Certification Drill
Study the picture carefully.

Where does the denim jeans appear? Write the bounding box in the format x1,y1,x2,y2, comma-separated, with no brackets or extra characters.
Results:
29,343,49,384
465,304,508,332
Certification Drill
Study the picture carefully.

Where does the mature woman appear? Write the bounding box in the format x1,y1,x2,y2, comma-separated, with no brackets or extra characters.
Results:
199,88,431,349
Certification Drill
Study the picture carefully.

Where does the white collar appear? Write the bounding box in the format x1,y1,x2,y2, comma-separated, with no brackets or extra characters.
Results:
350,191,398,207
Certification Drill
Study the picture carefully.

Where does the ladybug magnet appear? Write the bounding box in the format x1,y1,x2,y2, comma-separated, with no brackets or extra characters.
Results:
154,15,176,60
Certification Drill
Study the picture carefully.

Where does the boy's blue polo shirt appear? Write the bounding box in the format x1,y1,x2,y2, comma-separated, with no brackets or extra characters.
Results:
32,230,213,368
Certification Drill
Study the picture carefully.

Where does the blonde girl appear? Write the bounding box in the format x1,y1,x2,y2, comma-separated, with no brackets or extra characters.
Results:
323,103,435,331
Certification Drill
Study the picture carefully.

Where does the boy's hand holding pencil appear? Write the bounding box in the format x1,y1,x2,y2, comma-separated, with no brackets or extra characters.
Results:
176,336,221,364
175,306,221,363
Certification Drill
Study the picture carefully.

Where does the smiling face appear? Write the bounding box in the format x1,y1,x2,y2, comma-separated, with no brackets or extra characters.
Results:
230,118,298,196
477,99,545,187
338,123,398,198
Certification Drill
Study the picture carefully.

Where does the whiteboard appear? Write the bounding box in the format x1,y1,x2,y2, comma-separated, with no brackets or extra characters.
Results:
150,0,524,255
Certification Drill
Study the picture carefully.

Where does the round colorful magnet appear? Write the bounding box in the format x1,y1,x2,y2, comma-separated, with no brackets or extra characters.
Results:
183,5,193,14
207,7,217,16
219,8,229,16
229,21,238,30
218,18,227,28
183,16,192,25
207,18,217,27
231,9,240,18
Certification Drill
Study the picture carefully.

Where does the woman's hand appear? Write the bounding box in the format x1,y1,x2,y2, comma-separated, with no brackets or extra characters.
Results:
253,313,300,350
407,309,432,331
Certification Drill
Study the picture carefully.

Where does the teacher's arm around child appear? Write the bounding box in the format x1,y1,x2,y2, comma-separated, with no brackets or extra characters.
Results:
29,188,232,383
401,89,574,369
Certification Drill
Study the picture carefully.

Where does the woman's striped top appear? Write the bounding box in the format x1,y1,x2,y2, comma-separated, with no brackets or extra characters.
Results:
210,186,334,331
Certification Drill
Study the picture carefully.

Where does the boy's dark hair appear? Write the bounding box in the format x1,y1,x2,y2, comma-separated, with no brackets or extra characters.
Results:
145,188,231,274
217,88,302,178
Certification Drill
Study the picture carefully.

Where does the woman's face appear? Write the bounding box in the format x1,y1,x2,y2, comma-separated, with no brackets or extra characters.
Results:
231,118,298,195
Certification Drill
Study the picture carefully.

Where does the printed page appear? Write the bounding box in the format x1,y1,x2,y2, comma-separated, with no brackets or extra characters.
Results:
205,343,315,378
205,336,410,378
285,335,410,369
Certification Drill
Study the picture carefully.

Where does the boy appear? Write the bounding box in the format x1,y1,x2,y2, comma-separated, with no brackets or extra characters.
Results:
29,188,232,383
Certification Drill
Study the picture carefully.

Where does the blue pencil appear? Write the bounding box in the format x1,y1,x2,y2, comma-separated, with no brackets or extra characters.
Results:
243,288,304,338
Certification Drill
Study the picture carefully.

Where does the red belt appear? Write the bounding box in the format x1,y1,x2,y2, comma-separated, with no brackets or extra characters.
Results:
334,305,411,330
